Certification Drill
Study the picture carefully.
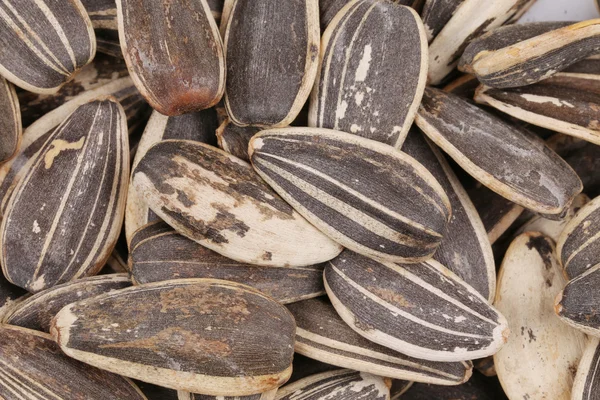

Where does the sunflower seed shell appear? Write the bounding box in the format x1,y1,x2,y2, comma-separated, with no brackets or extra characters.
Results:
421,0,466,42
571,338,600,400
0,76,21,164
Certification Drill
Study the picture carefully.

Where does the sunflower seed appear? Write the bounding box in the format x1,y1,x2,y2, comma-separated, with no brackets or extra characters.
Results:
0,76,20,164
0,325,146,399
125,109,218,244
249,127,451,263
0,271,28,320
495,232,586,400
1,98,129,292
287,296,473,385
178,390,277,400
275,369,390,400
421,0,466,42
309,0,427,147
216,118,260,162
0,0,96,94
571,338,600,400
3,273,131,332
402,129,495,300
116,0,225,115
415,87,583,216
390,380,413,399
51,279,296,396
325,250,509,362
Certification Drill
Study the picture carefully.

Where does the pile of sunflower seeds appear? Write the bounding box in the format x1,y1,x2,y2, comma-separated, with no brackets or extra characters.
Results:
1,0,600,398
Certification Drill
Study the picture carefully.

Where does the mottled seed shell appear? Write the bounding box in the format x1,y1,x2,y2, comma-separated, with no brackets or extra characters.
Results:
0,325,145,399
415,88,583,216
116,0,225,115
0,76,21,164
3,273,131,332
51,279,296,396
325,250,509,362
421,0,466,42
249,127,451,263
1,98,129,292
0,0,96,94
572,338,600,400
178,390,276,400
494,233,586,400
130,221,326,303
133,139,341,266
309,0,427,147
224,0,319,127
275,370,390,400
288,297,473,385
216,118,260,162
0,271,28,319
555,263,600,336
125,109,218,244
402,130,495,300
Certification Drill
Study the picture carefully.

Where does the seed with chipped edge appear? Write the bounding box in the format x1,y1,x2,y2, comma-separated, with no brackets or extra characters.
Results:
0,76,21,164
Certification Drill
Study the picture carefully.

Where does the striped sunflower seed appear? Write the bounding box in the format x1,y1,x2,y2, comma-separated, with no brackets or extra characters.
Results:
309,0,427,147
0,76,20,164
216,118,260,162
495,232,586,400
249,127,451,263
0,325,145,399
402,129,495,300
325,250,509,362
2,273,131,332
571,338,600,400
51,279,296,396
125,109,218,243
0,271,28,320
460,20,600,88
0,0,96,94
287,297,473,385
421,0,466,43
129,221,326,304
415,87,583,216
116,0,225,115
223,0,319,127
179,391,277,400
0,98,129,292
132,139,342,266
275,370,390,400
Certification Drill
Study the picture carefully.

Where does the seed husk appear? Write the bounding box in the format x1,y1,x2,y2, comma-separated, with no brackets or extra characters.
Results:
0,0,96,94
275,369,390,400
571,338,600,400
216,118,261,162
3,273,131,332
494,232,586,400
287,296,473,385
249,127,451,263
133,139,342,267
223,0,319,128
51,278,296,396
325,250,509,362
421,0,466,43
0,271,28,320
116,0,225,115
0,76,21,164
309,0,427,147
415,87,583,216
178,390,277,400
0,325,146,399
130,221,326,304
1,98,129,293
402,129,495,300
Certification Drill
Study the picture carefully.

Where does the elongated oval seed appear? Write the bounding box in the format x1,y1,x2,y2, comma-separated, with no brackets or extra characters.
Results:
130,221,326,304
224,0,319,127
133,139,341,266
572,338,600,400
0,325,145,399
116,0,225,115
402,129,495,300
1,98,129,293
249,127,451,263
3,273,131,332
555,263,600,336
287,297,473,385
495,233,586,400
309,0,427,147
0,0,96,94
51,279,296,396
325,250,509,362
0,76,20,164
421,0,466,42
415,87,583,216
178,390,277,400
319,0,413,31
216,119,260,162
275,370,390,400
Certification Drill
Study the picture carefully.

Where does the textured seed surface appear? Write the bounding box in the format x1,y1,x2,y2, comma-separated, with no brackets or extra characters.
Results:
288,297,473,385
309,0,427,147
51,279,296,396
0,76,21,163
555,263,600,336
571,338,600,400
421,0,466,42
249,127,451,263
216,119,260,162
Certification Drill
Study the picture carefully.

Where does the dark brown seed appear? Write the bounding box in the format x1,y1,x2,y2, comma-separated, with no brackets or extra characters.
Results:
415,87,583,216
0,271,28,320
1,98,129,292
0,325,146,399
0,76,21,164
3,273,131,332
572,338,600,400
51,279,296,396
421,0,466,42
216,118,261,162
116,0,225,115
224,0,319,127
309,0,427,147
